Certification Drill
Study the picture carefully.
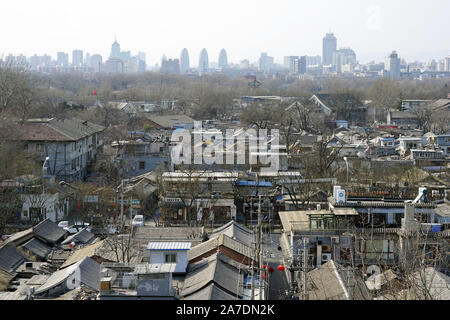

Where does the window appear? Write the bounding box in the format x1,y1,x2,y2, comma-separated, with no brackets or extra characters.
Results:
165,253,177,263
139,161,145,170
36,143,45,153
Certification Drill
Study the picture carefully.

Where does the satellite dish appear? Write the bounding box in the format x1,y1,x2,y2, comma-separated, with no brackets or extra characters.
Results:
366,265,381,276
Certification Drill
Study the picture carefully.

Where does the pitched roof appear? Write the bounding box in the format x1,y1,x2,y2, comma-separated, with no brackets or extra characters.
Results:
35,256,100,295
20,238,52,259
180,253,243,298
146,242,191,250
208,221,255,247
2,228,33,246
0,244,27,274
18,118,105,142
61,228,95,245
32,219,67,244
188,233,254,262
279,210,309,232
133,226,204,243
142,114,195,129
183,283,238,300
61,240,104,268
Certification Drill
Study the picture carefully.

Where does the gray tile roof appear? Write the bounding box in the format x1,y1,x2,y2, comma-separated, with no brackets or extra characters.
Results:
142,114,195,129
33,219,67,245
180,253,243,298
61,228,95,245
208,221,255,248
183,283,238,300
34,256,100,296
0,244,27,273
20,238,52,259
133,226,204,241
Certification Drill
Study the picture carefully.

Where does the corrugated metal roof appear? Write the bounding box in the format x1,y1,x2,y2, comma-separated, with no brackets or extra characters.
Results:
134,263,176,274
33,219,67,244
0,243,27,273
146,242,191,250
208,221,255,248
20,237,52,259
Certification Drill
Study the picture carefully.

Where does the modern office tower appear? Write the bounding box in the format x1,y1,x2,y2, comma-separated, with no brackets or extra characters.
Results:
110,39,121,59
29,55,40,70
322,33,337,66
284,56,299,72
84,53,91,67
444,56,450,72
104,58,124,73
180,48,190,73
333,48,356,72
199,48,209,73
72,50,83,66
384,51,401,80
293,56,307,74
259,52,274,72
218,48,228,69
57,52,69,67
90,54,103,72
306,55,322,66
160,58,180,74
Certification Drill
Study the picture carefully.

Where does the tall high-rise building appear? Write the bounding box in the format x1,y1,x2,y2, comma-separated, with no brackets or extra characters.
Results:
284,56,299,73
72,50,83,66
333,48,356,73
180,48,190,73
445,56,450,72
218,49,228,69
161,58,180,74
306,55,322,66
57,52,69,67
90,54,103,72
322,33,337,66
84,53,91,67
199,48,209,73
259,52,274,72
293,56,307,74
384,51,401,80
110,39,121,59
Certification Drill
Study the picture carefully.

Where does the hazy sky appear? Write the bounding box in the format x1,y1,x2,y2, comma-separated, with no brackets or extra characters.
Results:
1,0,449,65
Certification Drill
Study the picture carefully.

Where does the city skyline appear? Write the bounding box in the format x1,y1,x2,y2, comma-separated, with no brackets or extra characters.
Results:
0,0,448,65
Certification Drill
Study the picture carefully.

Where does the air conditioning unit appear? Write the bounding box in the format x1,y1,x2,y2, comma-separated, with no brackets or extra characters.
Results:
322,254,332,262
331,236,339,244
336,189,346,203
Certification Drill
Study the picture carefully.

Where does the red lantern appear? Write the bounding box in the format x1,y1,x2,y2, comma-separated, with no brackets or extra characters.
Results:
268,267,274,274
262,273,268,280
277,265,285,272
262,264,267,269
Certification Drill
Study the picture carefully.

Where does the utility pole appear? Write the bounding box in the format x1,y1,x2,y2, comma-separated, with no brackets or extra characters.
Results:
302,237,308,300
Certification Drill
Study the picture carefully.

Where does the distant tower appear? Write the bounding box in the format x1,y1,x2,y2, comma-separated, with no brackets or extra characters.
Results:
199,48,209,73
110,37,121,59
72,50,83,66
218,48,228,69
385,51,401,80
322,33,337,66
180,48,190,73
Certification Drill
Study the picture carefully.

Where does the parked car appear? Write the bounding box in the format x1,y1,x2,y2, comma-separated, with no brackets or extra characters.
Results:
132,215,144,227
64,223,91,234
58,221,69,229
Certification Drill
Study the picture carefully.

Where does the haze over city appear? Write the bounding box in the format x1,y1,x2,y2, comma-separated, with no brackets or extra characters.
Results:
1,0,449,65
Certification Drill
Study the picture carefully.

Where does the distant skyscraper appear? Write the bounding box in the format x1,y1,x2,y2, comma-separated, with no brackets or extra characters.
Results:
218,49,228,69
110,39,121,59
84,53,91,67
444,56,450,72
259,52,274,72
90,54,102,72
72,50,83,66
57,52,69,67
161,58,180,74
333,48,356,73
199,49,209,73
180,48,190,73
322,33,337,66
293,56,307,74
385,51,401,80
284,56,299,73
305,55,322,66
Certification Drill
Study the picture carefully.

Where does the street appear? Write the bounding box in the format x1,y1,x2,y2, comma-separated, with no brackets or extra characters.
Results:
262,232,289,300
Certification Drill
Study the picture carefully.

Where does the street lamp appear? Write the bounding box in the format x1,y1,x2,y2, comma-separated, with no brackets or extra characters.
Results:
42,156,50,194
343,157,349,184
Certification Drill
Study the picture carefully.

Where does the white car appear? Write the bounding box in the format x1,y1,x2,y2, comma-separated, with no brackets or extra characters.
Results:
132,215,144,227
58,221,69,229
